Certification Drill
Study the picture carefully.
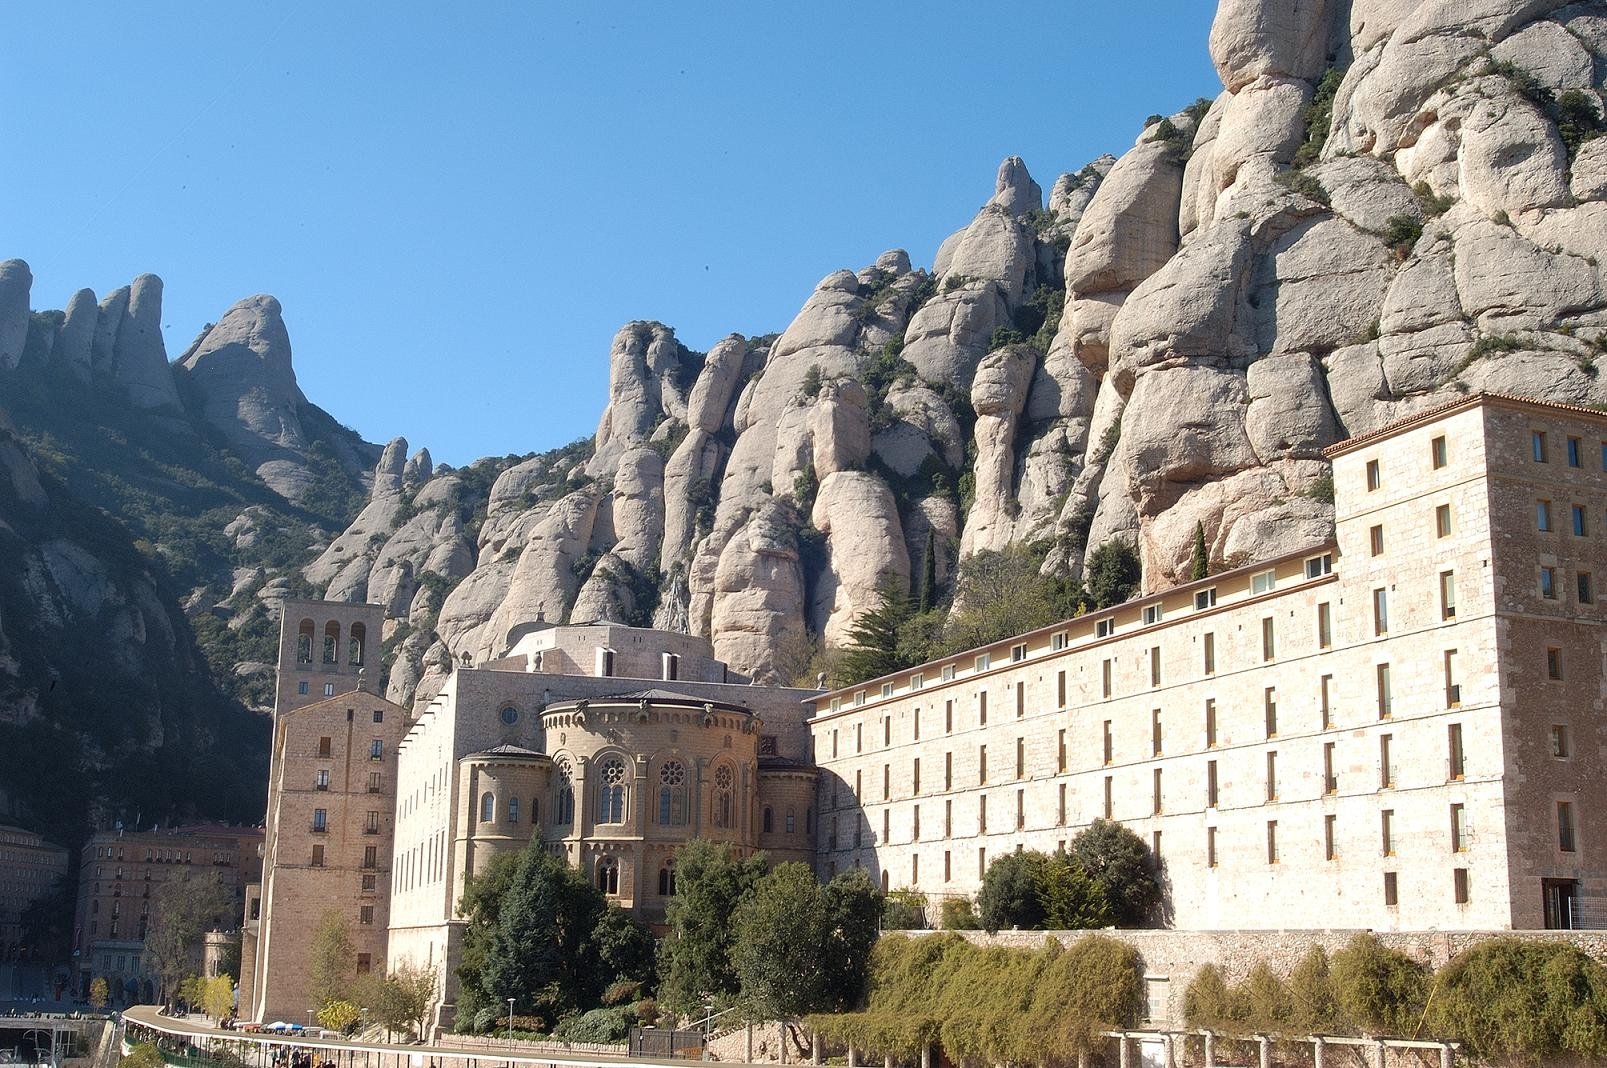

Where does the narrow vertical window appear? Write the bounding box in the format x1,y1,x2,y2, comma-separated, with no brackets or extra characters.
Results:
1152,768,1163,815
1149,646,1161,687
1377,663,1392,718
1366,458,1381,490
1207,826,1218,868
1262,617,1276,661
1373,588,1389,635
1265,751,1278,802
1324,815,1337,861
1057,729,1067,773
1266,821,1279,864
1103,775,1113,820
1203,632,1216,675
1205,699,1217,748
1384,871,1399,906
1057,783,1066,826
1151,709,1162,756
1381,809,1395,856
1436,504,1452,538
1440,571,1457,620
1431,435,1447,469
1102,659,1113,699
1103,720,1113,765
1323,742,1337,794
1206,760,1219,808
1317,603,1332,649
1370,524,1385,556
1264,687,1278,738
1380,734,1394,788
1450,803,1466,852
1320,675,1333,729
1559,801,1577,852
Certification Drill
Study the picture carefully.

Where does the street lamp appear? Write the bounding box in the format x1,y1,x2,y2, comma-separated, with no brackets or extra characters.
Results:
506,997,515,1048
307,1010,315,1032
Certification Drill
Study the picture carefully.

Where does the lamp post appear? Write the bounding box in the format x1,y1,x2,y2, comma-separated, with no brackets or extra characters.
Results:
507,998,515,1051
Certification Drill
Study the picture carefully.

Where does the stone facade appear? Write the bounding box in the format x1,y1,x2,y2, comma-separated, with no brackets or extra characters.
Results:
0,825,68,961
241,599,405,1024
70,823,261,1004
810,394,1606,933
384,620,820,1030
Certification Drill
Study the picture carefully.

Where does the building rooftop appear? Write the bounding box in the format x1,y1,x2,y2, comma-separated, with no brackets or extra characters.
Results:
1324,390,1607,457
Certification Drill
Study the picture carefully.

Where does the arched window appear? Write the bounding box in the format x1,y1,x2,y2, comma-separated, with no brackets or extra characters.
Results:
806,807,814,834
348,622,366,666
555,761,574,825
296,620,314,665
712,764,734,829
762,807,773,834
657,761,688,826
658,862,677,897
786,808,796,834
479,792,495,823
323,621,340,664
529,797,540,826
881,871,890,893
596,759,627,825
508,796,520,824
597,856,619,895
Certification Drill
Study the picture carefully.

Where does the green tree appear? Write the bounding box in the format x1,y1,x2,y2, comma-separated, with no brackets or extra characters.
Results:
840,574,915,685
978,851,1048,933
732,863,830,1021
586,905,657,994
1190,522,1209,580
1288,946,1342,1034
145,872,230,1004
1067,819,1162,927
939,898,982,930
454,849,525,1027
1330,933,1429,1036
1039,856,1115,930
1085,540,1141,609
941,546,1072,655
660,839,768,1012
881,889,928,930
121,1043,165,1068
89,976,109,1010
1183,964,1237,1030
478,848,605,1020
918,529,938,612
308,910,355,1010
820,868,881,1011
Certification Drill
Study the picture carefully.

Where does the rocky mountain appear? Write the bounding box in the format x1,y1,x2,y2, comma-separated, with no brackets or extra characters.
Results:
306,0,1606,706
4,0,1607,835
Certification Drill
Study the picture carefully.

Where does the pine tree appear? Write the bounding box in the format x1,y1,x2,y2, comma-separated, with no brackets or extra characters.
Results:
1191,521,1209,580
840,574,914,684
919,529,938,612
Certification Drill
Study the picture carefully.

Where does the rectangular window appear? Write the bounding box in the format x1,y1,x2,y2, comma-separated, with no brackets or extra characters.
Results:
1317,603,1332,649
978,848,987,879
315,769,329,790
1541,567,1558,600
1103,775,1113,819
1370,524,1385,556
1010,643,1026,663
1380,734,1394,789
978,745,987,784
1057,671,1067,708
914,707,921,740
1052,632,1068,651
1381,809,1395,856
1451,803,1467,852
945,799,952,837
1445,649,1460,707
1015,681,1024,718
1264,687,1278,738
362,845,377,869
1143,604,1163,625
978,796,987,834
368,771,382,794
975,654,990,672
1324,742,1337,794
884,718,891,746
313,809,327,832
1153,768,1163,815
1436,504,1452,538
1567,436,1581,467
1552,724,1571,759
1057,783,1067,826
1203,632,1216,675
1207,826,1218,868
945,751,953,790
1320,674,1333,729
1306,553,1334,578
913,757,921,794
942,664,955,681
979,690,988,726
1325,814,1337,860
1431,435,1447,469
1579,572,1595,604
1384,871,1399,907
1102,720,1113,765
361,874,377,892
359,906,374,926
1366,458,1381,490
356,953,372,975
1207,760,1219,808
1440,571,1457,620
1265,751,1278,802
365,810,381,834
1102,659,1113,698
1017,789,1026,830
1205,699,1217,748
1559,801,1577,852
1057,729,1067,773
1448,723,1465,780
1097,618,1115,638
1267,820,1279,864
1537,500,1553,532
1149,646,1161,687
944,851,952,882
298,681,309,696
1152,709,1163,756
310,844,324,867
1373,588,1389,635
318,736,332,758
911,673,923,691
1252,570,1276,595
1015,737,1024,779
1195,587,1217,610
856,723,863,753
945,700,953,733
1533,430,1548,463
882,765,890,801
1454,867,1470,904
1572,504,1588,537
1547,647,1564,679
1262,617,1276,661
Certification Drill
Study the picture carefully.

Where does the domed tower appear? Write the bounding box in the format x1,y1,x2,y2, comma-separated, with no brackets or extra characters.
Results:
540,689,762,919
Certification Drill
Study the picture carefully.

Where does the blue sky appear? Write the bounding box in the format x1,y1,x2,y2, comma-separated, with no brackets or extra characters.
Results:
1,3,1219,466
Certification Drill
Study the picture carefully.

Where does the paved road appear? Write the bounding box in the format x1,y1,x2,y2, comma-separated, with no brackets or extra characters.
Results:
123,1007,727,1068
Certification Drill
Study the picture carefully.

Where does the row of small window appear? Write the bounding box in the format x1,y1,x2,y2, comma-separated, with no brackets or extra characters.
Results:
310,810,384,834
313,770,385,793
1533,499,1599,538
298,681,339,698
1530,430,1604,469
315,737,386,759
307,843,382,875
832,559,1335,710
85,919,148,939
92,847,218,864
465,761,741,830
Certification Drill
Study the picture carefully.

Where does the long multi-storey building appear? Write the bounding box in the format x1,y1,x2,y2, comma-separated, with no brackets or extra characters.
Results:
808,393,1605,931
240,599,406,1024
0,825,69,961
71,823,261,1004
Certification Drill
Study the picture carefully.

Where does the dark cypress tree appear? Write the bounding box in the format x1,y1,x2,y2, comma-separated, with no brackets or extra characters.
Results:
919,528,938,612
1190,521,1209,581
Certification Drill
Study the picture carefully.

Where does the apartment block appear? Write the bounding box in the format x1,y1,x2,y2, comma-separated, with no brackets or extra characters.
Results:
808,394,1606,931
